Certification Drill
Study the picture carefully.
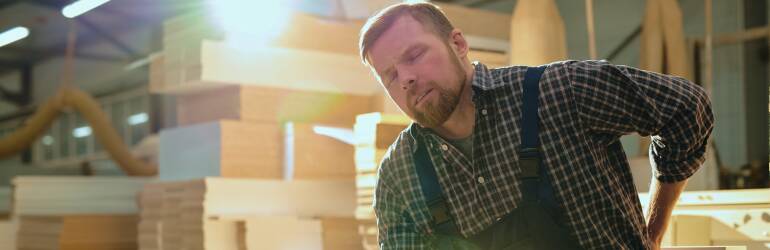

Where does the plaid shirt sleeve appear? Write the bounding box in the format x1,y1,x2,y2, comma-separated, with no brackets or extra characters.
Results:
568,60,715,183
375,147,432,249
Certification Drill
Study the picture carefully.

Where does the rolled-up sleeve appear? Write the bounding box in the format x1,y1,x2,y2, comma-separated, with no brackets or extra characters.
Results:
567,60,715,183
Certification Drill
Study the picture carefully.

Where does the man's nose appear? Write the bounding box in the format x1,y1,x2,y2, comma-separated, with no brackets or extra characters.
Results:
399,73,416,91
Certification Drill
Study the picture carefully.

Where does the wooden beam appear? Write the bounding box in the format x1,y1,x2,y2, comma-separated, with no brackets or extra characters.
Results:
703,0,713,95
692,26,769,46
509,0,568,65
585,0,597,59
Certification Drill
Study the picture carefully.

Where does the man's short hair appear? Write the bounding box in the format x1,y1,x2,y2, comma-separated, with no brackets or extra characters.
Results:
359,2,455,66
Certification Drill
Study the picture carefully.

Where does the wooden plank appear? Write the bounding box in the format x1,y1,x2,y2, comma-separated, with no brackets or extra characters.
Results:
148,53,165,93
509,0,567,66
210,216,362,250
199,178,356,217
176,85,374,127
12,176,151,216
659,0,692,81
640,0,664,73
17,215,138,250
585,0,597,59
435,3,511,41
238,216,323,250
160,120,357,181
162,4,510,56
352,112,409,223
288,123,356,180
159,40,382,95
320,217,363,250
156,4,512,95
159,120,283,181
692,26,769,46
0,220,14,250
704,0,713,95
137,179,357,249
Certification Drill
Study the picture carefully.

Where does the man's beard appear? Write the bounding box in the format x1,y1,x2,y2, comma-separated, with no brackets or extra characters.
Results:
411,51,467,128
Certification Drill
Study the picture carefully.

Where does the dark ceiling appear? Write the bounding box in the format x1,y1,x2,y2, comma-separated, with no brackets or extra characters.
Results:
0,0,507,109
0,0,201,73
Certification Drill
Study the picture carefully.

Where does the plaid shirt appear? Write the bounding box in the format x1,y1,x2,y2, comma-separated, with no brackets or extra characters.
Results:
374,60,714,249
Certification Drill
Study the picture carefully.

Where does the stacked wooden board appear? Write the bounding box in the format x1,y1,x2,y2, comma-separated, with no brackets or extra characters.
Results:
12,176,151,250
151,6,509,95
17,215,138,250
158,119,362,181
0,219,14,249
148,3,510,249
155,11,402,182
353,113,411,248
175,85,375,127
223,216,360,250
148,10,392,250
137,178,358,250
639,189,770,248
12,176,151,216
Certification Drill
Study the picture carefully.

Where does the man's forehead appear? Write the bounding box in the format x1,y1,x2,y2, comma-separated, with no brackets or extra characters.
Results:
368,16,429,70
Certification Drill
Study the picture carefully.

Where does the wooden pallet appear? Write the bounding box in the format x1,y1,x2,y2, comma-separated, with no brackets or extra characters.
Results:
138,178,356,250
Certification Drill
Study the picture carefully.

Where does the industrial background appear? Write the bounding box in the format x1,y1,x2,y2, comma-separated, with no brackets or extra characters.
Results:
0,0,766,249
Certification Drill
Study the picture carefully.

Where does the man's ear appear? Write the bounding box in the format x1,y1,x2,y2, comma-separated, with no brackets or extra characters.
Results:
448,28,469,58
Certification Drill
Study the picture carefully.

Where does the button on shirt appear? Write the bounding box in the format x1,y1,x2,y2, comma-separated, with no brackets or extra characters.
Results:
373,61,714,249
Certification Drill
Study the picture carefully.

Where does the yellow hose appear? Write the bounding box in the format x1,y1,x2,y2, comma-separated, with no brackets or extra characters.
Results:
0,87,157,176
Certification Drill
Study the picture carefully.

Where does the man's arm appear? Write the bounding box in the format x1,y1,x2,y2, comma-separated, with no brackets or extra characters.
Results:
567,60,714,244
374,159,431,249
645,178,687,248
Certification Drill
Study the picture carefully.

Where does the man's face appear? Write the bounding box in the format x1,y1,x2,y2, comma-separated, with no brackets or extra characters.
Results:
367,16,467,128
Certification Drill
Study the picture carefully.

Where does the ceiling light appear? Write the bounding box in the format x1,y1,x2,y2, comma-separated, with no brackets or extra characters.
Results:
62,0,110,18
0,26,29,48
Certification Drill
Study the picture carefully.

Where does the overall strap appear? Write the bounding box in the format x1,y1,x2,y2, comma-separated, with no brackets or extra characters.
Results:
518,66,547,202
414,135,461,236
411,66,550,236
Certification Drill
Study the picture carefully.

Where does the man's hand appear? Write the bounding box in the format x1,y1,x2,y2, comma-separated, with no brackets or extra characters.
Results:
645,177,688,249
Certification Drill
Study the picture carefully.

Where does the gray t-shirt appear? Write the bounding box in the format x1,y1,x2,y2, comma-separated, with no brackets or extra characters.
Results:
446,132,473,159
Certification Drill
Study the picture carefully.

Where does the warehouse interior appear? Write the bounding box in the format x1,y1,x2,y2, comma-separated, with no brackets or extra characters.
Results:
0,0,767,249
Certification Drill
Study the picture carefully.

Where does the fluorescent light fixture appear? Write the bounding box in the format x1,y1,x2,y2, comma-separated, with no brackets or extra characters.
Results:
207,0,292,46
127,112,149,125
62,0,110,18
42,135,54,146
72,126,92,138
0,26,29,48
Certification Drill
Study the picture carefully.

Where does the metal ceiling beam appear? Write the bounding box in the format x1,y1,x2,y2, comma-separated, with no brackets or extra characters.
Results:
76,17,139,58
1,46,131,61
605,25,642,61
26,0,140,58
0,0,25,9
0,20,136,75
0,63,31,106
